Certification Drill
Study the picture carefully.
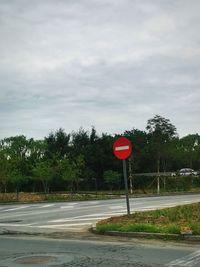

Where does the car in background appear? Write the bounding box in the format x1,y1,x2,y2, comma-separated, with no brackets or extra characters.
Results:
178,168,198,176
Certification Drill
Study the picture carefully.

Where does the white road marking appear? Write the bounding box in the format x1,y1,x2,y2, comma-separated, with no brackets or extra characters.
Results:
0,223,34,227
0,210,59,220
50,216,114,223
49,211,127,223
39,204,55,208
166,251,200,266
0,222,90,231
134,205,163,210
36,222,92,228
134,203,183,211
109,205,124,210
83,201,99,205
3,206,30,212
60,205,75,209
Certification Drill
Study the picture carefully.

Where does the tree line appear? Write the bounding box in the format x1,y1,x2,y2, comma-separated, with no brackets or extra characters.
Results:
0,115,200,195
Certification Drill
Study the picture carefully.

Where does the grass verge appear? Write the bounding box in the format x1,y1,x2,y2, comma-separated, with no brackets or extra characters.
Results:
0,192,118,203
96,202,200,235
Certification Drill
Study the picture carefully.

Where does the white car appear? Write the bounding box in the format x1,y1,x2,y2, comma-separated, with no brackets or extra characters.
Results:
179,168,198,176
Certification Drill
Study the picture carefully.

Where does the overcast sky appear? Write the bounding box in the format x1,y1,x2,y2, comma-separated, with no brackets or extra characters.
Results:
0,0,200,139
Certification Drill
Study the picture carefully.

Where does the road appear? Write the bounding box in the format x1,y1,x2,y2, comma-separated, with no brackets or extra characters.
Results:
0,235,200,266
0,194,200,234
0,194,200,266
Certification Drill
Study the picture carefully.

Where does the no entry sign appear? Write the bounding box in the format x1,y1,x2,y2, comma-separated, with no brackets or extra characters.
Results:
113,137,132,160
113,136,132,215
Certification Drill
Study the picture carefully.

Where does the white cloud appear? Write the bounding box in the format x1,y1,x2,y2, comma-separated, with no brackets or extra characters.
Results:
0,0,200,139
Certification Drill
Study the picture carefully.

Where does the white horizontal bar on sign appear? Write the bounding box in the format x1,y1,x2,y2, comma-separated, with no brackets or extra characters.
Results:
115,146,129,151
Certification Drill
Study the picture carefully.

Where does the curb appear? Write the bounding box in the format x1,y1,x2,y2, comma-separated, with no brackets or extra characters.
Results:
91,227,200,243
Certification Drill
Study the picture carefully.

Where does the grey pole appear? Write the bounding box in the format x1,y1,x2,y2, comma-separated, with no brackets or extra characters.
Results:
123,159,130,215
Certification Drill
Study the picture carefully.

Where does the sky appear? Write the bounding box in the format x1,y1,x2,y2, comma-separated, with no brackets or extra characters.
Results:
0,0,200,139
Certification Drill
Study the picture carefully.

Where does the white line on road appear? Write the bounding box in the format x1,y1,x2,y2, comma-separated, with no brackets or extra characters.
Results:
0,223,34,227
133,203,183,211
3,206,30,212
49,216,115,223
60,205,75,209
49,211,127,223
0,210,59,220
39,204,55,208
36,222,92,228
82,201,100,205
109,206,124,210
166,251,200,266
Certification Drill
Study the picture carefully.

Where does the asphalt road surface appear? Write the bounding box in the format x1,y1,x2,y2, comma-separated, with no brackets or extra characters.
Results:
0,235,200,267
0,194,200,267
0,194,200,234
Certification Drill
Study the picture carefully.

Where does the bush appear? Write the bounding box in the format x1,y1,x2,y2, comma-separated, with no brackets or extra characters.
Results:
121,223,159,233
96,223,122,233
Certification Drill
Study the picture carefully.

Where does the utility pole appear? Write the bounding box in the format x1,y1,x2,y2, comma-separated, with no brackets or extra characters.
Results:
128,157,133,194
157,158,160,194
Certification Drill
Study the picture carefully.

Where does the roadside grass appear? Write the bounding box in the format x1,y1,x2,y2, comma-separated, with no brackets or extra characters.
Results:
96,202,200,235
0,192,118,203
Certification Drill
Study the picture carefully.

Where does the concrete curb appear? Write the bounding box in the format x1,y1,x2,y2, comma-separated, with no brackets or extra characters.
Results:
91,227,200,243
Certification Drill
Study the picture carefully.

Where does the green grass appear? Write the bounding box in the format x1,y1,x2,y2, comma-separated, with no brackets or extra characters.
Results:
189,223,200,235
0,192,117,203
96,202,200,235
121,223,159,233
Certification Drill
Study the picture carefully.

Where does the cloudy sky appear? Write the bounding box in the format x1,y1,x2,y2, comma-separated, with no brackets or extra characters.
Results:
0,0,200,139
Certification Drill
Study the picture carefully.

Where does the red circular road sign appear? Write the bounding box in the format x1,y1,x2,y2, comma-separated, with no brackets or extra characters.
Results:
113,137,132,160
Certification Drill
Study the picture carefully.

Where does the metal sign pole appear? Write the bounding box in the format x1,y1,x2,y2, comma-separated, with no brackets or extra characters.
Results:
123,159,130,215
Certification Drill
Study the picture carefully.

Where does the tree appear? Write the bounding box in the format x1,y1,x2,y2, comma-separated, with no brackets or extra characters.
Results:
146,115,177,193
1,136,31,197
179,134,200,169
28,139,46,163
45,128,70,160
33,160,53,196
71,128,90,158
103,170,121,191
9,168,25,200
124,128,150,178
60,156,84,192
0,151,9,193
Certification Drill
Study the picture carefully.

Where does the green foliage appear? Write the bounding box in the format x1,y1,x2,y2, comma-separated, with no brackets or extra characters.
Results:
97,222,181,235
124,129,149,172
33,160,53,194
60,158,76,191
121,223,159,233
134,203,200,223
0,192,117,203
96,223,122,233
146,115,177,176
45,128,70,159
0,115,199,194
96,203,200,235
103,170,121,191
0,151,9,192
189,223,200,235
60,155,85,192
163,224,181,234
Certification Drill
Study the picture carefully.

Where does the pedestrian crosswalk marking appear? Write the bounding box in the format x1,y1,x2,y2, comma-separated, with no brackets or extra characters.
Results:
166,251,200,266
3,206,30,212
